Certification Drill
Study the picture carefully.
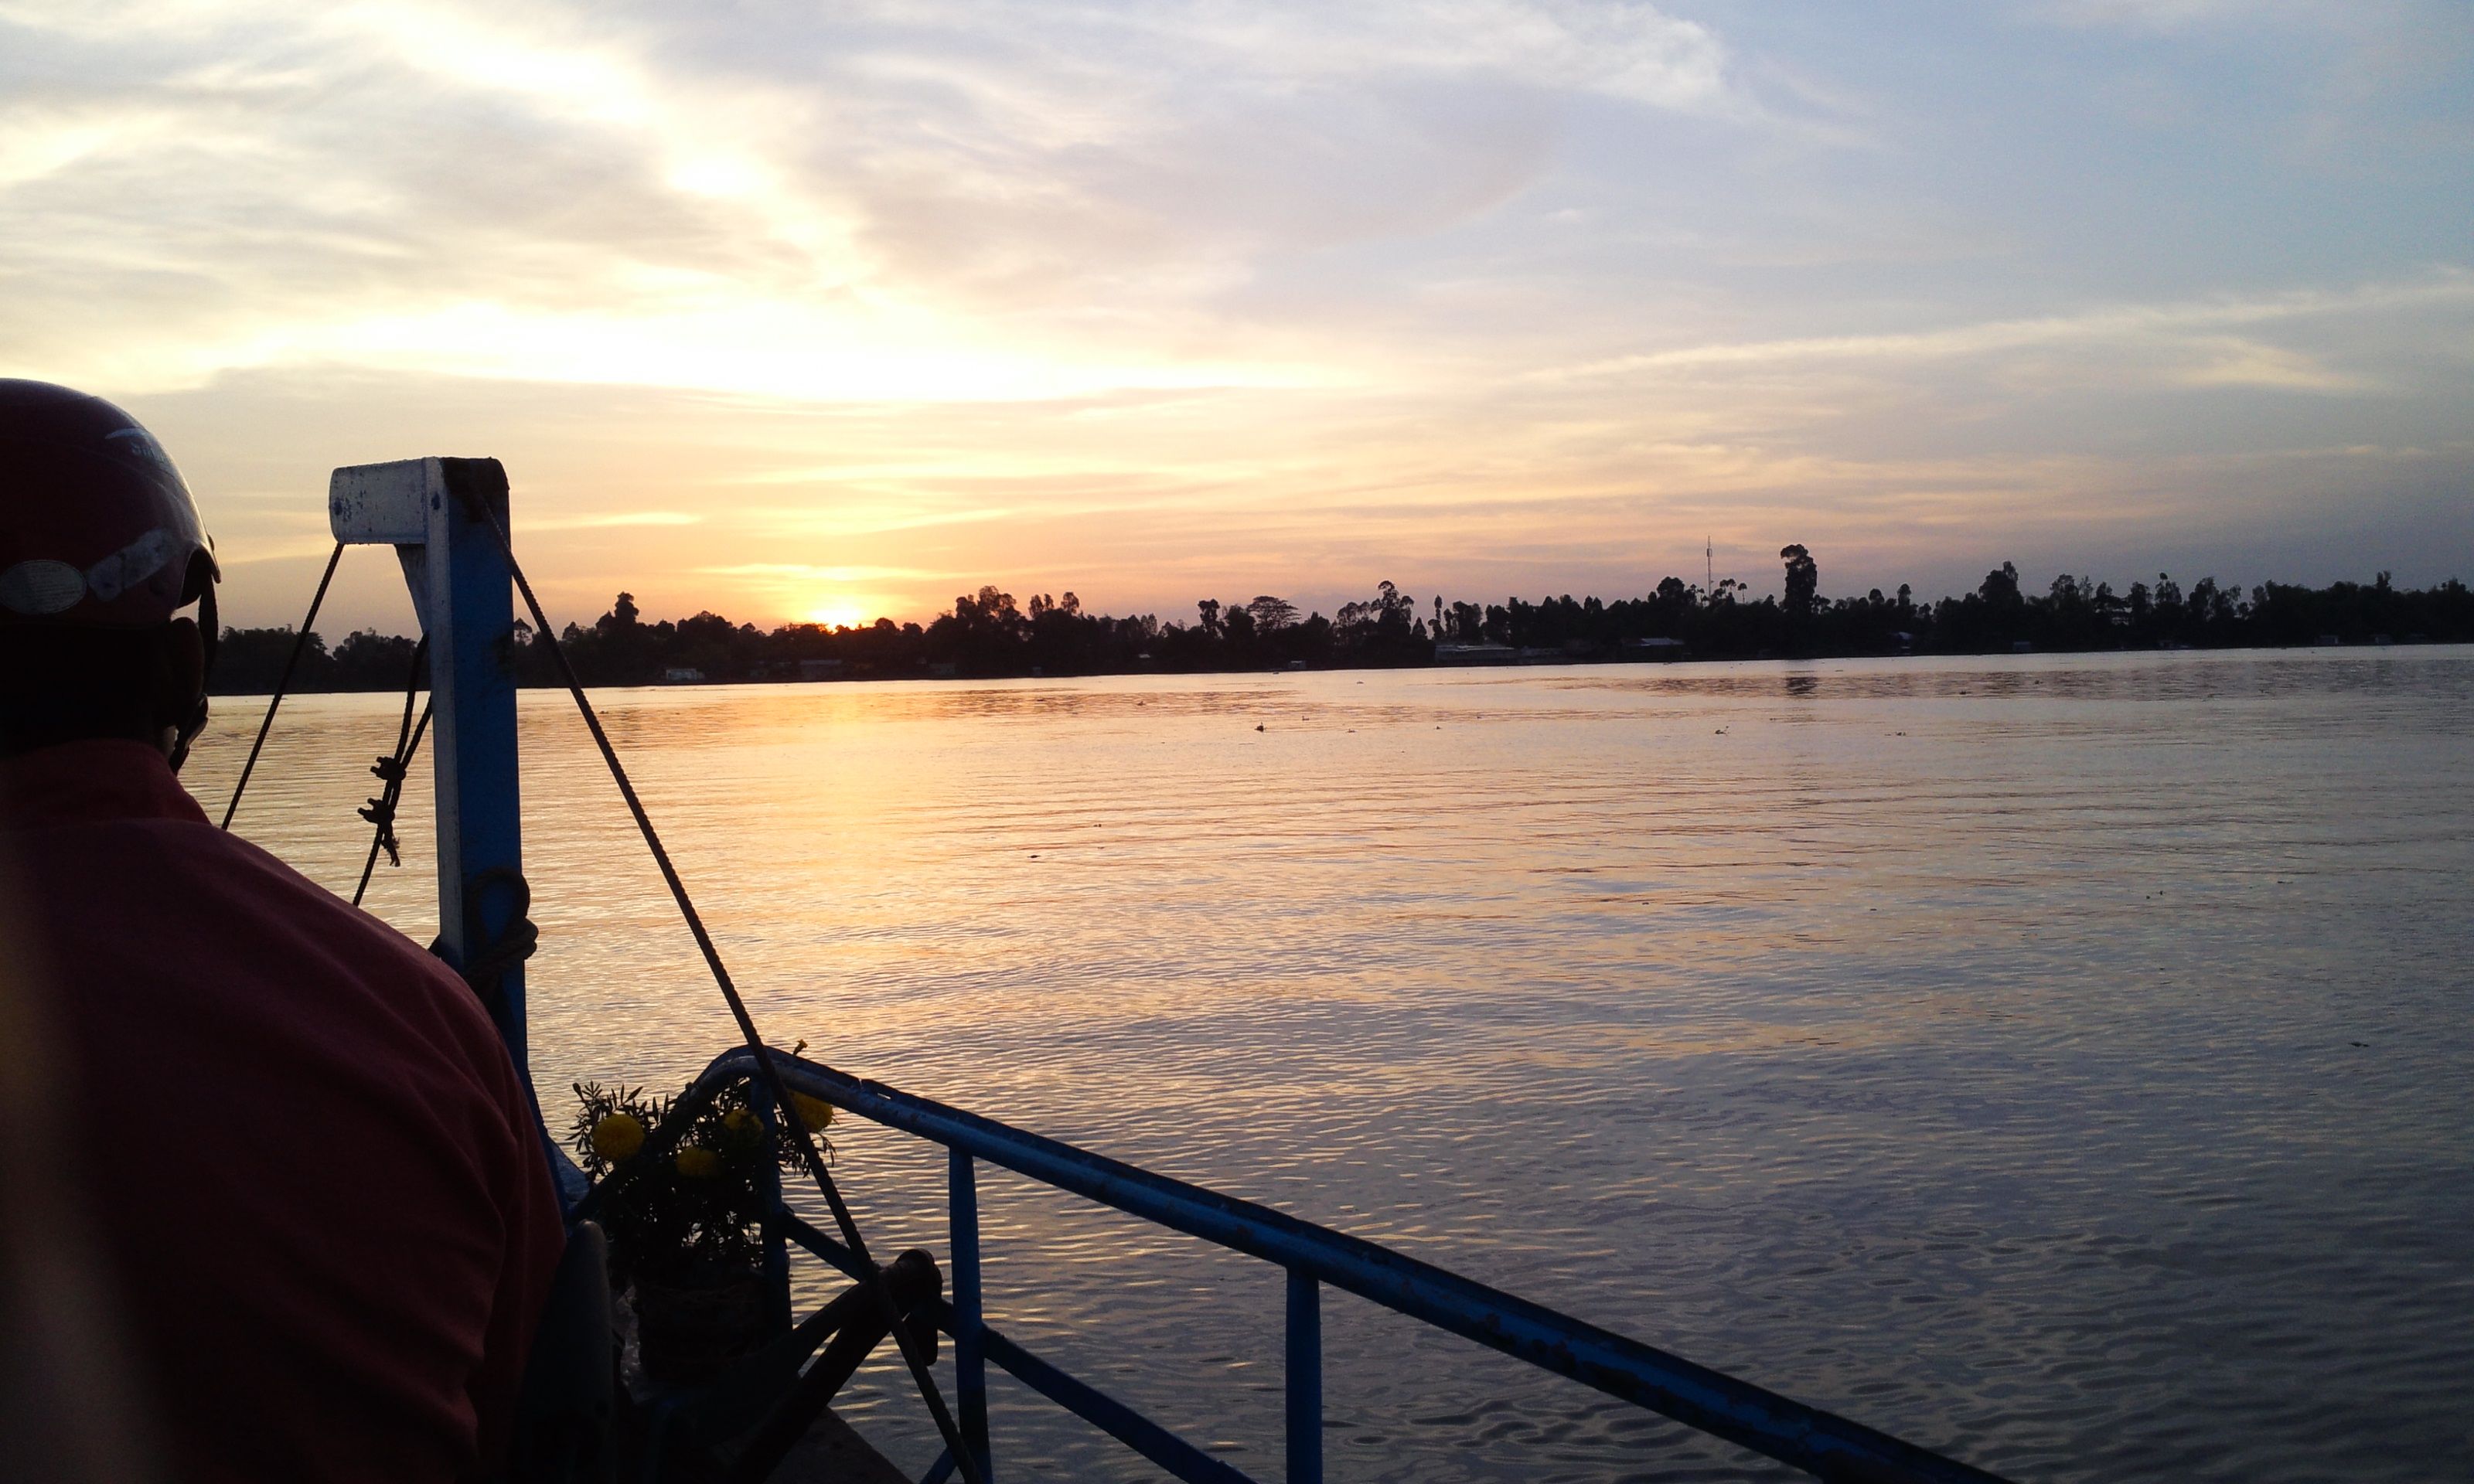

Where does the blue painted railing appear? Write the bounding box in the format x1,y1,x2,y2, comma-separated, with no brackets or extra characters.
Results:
695,1047,2013,1484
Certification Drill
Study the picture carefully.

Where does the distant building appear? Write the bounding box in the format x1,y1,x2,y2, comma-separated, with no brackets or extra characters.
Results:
1433,642,1518,666
929,662,959,679
1624,637,1688,662
799,659,845,682
661,666,706,684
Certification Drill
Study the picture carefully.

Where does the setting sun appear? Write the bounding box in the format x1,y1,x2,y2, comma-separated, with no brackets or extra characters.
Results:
805,602,869,631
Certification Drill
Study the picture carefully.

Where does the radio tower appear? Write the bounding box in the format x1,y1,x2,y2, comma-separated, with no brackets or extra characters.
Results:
1706,536,1713,594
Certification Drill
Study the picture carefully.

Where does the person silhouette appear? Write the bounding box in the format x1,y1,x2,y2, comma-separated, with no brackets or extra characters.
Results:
0,380,563,1483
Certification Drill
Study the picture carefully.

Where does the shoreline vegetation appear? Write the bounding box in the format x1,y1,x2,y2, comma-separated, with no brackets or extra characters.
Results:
210,549,2472,694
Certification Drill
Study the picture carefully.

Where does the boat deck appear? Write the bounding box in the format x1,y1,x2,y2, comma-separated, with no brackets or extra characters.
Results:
615,1290,913,1483
768,1411,912,1484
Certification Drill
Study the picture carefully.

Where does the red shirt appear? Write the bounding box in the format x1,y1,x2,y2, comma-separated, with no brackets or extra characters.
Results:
0,739,564,1483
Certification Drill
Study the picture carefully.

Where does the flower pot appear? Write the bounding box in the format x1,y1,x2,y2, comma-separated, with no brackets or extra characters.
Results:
633,1271,770,1385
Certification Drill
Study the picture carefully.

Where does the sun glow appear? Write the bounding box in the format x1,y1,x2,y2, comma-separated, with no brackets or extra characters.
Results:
805,602,870,630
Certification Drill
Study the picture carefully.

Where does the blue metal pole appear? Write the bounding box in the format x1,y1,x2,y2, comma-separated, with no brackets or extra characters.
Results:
1286,1269,1321,1484
424,458,528,1074
329,458,589,1208
950,1148,993,1482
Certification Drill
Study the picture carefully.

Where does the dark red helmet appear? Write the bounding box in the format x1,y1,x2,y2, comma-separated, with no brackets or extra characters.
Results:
0,380,217,628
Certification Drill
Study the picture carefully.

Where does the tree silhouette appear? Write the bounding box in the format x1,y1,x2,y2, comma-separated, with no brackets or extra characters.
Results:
601,591,641,634
1780,545,1818,621
208,554,2474,697
1246,595,1299,631
1980,563,2022,608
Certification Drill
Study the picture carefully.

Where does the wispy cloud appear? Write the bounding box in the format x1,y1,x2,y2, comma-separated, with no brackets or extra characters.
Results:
529,510,700,530
693,563,939,583
1525,272,2474,392
2027,0,2442,35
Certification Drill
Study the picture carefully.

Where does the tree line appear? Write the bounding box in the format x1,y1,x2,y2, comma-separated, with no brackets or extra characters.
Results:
208,550,2472,694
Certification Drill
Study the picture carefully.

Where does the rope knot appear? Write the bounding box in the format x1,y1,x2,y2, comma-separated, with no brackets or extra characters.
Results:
441,866,538,1017
357,791,404,868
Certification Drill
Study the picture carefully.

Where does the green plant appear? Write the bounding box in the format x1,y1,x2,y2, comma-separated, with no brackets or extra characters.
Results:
567,1078,833,1286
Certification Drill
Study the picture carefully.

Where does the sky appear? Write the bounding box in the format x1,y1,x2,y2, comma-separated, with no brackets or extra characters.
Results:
3,0,2469,632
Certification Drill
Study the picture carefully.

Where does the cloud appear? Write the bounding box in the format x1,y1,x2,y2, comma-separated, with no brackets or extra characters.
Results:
2028,0,2427,32
1525,271,2474,395
2022,0,2474,107
529,510,700,529
0,0,1760,401
216,533,351,565
693,563,938,583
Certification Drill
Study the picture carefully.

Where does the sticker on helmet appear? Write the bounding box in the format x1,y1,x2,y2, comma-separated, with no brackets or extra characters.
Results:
87,527,175,604
0,559,89,615
104,425,184,486
0,527,177,616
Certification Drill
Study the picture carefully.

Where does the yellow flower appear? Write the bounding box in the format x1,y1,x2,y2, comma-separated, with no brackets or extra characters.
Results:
590,1112,646,1162
790,1093,837,1133
674,1146,724,1179
722,1108,757,1135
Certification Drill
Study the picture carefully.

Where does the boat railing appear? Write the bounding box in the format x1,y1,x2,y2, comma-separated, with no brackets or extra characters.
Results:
309,456,2013,1484
687,1047,2010,1484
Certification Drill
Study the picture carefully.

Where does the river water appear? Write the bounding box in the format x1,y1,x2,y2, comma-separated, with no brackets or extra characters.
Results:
188,648,2474,1483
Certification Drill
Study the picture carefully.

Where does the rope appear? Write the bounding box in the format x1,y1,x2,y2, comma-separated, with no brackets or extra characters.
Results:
451,482,983,1484
439,866,540,1017
353,635,431,908
338,626,537,1101
219,539,344,830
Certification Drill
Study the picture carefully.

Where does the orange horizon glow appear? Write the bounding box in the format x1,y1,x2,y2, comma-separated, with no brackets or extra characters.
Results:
803,603,871,631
